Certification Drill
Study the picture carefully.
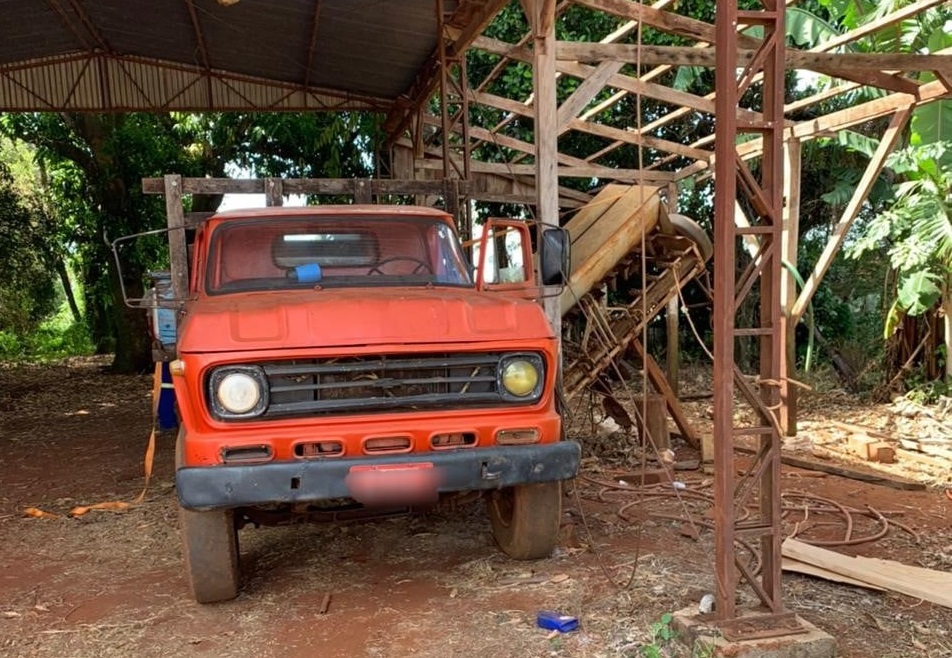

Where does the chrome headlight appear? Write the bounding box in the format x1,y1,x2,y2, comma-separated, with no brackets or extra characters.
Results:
208,366,268,418
499,354,544,401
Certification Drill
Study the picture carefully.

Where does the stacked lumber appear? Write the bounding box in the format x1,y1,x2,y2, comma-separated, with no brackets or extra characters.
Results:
782,539,952,608
831,420,950,472
846,432,895,463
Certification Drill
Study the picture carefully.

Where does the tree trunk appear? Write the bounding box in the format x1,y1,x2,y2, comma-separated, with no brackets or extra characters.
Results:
54,255,81,324
944,280,952,383
108,258,152,374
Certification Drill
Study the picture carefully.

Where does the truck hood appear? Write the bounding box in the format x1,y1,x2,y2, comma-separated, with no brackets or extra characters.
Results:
177,288,554,353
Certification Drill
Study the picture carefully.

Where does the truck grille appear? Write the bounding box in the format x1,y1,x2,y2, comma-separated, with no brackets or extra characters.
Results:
258,353,506,419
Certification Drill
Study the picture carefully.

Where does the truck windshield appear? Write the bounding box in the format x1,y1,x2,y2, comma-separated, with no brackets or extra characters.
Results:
206,215,473,294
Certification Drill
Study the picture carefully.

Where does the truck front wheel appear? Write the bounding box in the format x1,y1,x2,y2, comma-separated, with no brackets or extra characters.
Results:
179,506,240,603
487,481,562,560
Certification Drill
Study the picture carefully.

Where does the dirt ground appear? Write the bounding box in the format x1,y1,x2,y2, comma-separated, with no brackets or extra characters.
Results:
1,358,950,658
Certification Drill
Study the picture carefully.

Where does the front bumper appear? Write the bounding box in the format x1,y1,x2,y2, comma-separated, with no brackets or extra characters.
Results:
176,441,581,510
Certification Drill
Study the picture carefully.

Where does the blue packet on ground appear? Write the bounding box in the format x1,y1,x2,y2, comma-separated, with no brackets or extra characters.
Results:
537,610,579,633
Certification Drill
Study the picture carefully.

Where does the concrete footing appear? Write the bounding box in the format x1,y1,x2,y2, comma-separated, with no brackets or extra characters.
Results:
670,607,836,658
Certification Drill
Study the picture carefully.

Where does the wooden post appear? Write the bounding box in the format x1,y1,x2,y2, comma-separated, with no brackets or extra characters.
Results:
527,0,561,335
164,174,187,301
265,177,284,207
665,183,680,396
354,179,372,204
666,297,680,397
780,139,801,437
791,107,912,323
639,393,670,452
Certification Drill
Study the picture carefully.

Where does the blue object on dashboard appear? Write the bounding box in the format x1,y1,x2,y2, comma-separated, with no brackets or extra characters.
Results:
295,263,322,283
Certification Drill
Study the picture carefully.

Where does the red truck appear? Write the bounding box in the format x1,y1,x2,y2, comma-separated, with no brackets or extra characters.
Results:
145,202,578,602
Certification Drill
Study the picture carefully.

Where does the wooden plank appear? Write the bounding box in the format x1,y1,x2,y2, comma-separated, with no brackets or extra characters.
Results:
574,0,760,49
831,420,891,439
415,157,676,182
563,183,625,245
735,445,927,489
630,338,698,448
265,177,283,207
791,106,912,323
785,451,926,490
473,36,763,122
817,0,947,52
568,118,712,162
869,441,896,464
782,539,952,608
560,60,722,118
560,185,660,302
144,176,478,198
780,140,801,437
556,60,625,132
804,62,921,95
896,448,951,470
781,557,885,591
789,80,947,141
164,174,188,303
527,0,561,334
684,80,949,182
555,42,947,74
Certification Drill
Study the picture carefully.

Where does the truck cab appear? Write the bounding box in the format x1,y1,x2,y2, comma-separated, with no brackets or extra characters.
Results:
164,204,579,602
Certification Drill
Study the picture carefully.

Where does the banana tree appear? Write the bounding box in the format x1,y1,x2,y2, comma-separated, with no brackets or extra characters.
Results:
850,141,952,379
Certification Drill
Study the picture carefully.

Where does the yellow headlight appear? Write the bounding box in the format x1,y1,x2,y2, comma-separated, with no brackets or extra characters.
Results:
501,359,540,397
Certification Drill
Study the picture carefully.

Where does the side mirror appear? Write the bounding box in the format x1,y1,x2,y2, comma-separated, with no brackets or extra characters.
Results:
539,227,570,286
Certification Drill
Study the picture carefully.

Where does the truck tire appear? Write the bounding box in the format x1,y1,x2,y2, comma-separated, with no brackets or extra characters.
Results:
179,505,240,603
487,481,562,560
176,429,240,603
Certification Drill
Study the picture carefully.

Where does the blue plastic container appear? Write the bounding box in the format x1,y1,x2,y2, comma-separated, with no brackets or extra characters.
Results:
149,271,177,347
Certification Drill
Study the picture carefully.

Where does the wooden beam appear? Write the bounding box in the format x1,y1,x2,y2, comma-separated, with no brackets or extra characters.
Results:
556,60,625,132
817,0,948,53
791,79,948,141
475,36,761,120
780,140,801,437
143,177,474,198
664,186,680,397
574,0,760,49
527,0,562,334
791,106,912,323
555,42,948,77
683,80,949,182
382,0,510,140
264,177,283,207
558,59,723,116
568,118,712,162
804,62,921,95
782,539,952,608
630,338,698,448
784,82,861,115
163,174,187,303
415,157,676,181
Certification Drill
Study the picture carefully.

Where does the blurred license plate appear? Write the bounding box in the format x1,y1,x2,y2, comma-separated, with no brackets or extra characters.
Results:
345,462,440,506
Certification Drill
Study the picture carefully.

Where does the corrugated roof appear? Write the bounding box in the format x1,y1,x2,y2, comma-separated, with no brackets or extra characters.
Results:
0,0,502,112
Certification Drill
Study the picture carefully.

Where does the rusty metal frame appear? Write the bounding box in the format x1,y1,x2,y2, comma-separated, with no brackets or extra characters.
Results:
713,0,799,641
436,0,473,235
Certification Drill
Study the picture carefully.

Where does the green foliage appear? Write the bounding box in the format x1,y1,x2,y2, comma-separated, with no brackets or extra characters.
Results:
0,153,57,336
786,6,841,48
896,271,941,316
903,374,950,405
0,109,381,370
0,299,93,361
650,613,676,645
638,613,714,658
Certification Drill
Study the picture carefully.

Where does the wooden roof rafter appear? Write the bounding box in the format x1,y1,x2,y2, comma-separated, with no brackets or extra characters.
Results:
421,0,950,204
